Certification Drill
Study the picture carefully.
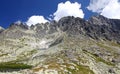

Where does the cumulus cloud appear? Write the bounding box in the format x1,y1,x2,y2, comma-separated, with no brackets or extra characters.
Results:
15,21,22,25
26,15,48,26
87,0,110,13
53,1,84,21
101,0,120,19
87,0,120,19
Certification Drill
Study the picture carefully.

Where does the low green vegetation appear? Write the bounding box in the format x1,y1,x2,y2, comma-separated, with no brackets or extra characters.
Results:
0,62,32,72
66,63,94,74
91,53,115,66
83,50,115,66
0,53,8,57
96,42,112,50
110,42,120,47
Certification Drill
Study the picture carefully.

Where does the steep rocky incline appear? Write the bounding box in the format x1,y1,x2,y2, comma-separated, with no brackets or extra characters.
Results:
58,15,120,43
0,15,120,74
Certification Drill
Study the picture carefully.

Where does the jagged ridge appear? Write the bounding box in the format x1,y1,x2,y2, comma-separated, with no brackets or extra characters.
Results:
1,15,120,43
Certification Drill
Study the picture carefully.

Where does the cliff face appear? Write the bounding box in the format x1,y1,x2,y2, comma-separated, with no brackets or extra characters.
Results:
58,15,120,42
0,15,120,74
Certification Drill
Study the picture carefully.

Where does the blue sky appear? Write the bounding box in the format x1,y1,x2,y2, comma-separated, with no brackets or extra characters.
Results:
0,0,95,28
0,0,120,28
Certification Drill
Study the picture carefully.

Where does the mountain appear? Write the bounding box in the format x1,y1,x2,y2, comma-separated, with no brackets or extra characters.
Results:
0,15,120,74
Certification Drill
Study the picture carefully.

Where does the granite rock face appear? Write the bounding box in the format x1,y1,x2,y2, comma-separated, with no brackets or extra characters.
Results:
58,15,120,42
0,15,120,74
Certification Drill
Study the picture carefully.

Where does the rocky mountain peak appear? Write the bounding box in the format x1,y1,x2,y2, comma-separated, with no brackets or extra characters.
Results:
58,16,86,32
56,16,120,43
88,15,112,26
58,16,85,26
9,22,28,30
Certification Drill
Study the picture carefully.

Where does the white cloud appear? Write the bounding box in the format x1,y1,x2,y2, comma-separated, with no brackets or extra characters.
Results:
87,0,120,19
15,21,22,25
101,0,120,19
87,0,110,13
53,1,84,21
26,15,48,26
0,26,4,30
